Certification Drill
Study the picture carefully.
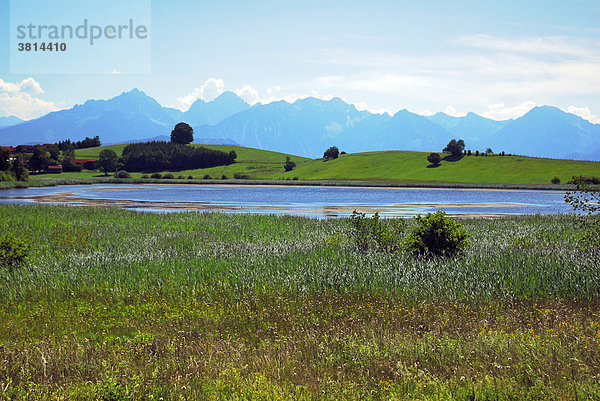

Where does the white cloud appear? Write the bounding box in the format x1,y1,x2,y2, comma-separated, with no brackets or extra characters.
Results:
565,106,600,124
454,34,598,57
0,77,58,120
176,78,225,110
266,85,282,95
234,85,260,105
353,101,391,115
481,101,538,120
444,105,467,117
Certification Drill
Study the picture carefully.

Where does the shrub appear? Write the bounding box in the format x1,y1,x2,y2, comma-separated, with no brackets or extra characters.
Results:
551,177,560,185
187,175,194,179
177,175,184,179
349,211,405,253
203,174,211,179
150,173,162,179
0,171,14,182
0,233,31,271
141,174,149,178
233,173,249,179
221,175,227,180
115,170,130,179
163,173,174,179
427,152,441,166
284,156,296,172
403,211,470,257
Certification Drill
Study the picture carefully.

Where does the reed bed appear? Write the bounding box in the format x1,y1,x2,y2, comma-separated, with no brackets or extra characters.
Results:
0,205,599,399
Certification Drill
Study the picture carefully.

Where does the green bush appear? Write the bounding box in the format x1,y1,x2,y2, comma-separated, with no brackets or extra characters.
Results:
187,175,194,179
349,211,405,252
163,173,174,179
150,173,162,179
404,211,470,257
115,170,130,179
551,176,560,184
203,174,211,179
0,171,15,182
0,233,31,271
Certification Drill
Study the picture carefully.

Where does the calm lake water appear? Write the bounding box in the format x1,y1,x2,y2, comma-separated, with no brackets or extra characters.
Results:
0,184,573,218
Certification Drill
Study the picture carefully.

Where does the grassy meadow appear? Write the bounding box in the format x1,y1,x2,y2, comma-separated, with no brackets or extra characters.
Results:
1,204,600,399
45,145,600,187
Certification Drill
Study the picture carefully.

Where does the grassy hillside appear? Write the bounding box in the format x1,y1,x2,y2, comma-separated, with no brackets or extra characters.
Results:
271,151,600,185
74,144,310,179
70,145,600,185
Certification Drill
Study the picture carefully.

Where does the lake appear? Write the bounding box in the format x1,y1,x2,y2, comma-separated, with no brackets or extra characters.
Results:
0,184,574,218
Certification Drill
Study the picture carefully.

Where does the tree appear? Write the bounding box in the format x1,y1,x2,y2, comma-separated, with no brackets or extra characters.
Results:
98,149,118,176
0,148,10,171
323,146,339,160
565,176,600,215
28,146,50,172
47,144,61,161
565,176,600,249
11,155,28,181
486,148,493,154
171,122,194,144
284,156,296,172
443,139,465,158
427,152,442,166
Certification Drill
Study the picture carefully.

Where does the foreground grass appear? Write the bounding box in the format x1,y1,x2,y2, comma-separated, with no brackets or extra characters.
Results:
0,206,599,399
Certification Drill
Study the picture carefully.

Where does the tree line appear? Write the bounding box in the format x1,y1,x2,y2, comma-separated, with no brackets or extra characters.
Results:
56,136,101,151
120,141,237,172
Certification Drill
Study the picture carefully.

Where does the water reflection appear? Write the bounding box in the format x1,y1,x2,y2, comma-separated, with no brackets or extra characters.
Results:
0,184,572,218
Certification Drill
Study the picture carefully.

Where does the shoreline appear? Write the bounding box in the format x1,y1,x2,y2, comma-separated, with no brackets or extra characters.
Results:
0,176,577,192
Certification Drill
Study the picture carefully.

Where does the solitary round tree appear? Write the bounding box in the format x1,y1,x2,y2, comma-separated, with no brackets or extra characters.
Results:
98,149,118,176
171,122,194,145
323,146,339,160
427,152,442,166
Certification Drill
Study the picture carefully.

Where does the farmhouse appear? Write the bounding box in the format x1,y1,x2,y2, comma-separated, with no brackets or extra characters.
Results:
47,165,63,174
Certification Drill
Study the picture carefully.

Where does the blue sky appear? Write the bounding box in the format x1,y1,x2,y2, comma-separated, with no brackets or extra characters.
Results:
1,0,599,122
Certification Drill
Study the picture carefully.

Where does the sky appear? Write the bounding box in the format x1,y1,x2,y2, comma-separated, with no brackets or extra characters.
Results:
1,0,599,122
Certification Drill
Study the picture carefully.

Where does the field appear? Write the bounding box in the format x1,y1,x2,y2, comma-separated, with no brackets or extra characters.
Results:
272,151,600,185
1,205,599,399
73,144,311,180
55,145,600,187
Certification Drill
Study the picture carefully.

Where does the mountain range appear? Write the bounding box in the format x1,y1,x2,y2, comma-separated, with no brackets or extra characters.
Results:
1,89,600,160
0,116,23,129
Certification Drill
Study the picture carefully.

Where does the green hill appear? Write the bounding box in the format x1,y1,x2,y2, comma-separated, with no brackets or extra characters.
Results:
69,145,600,185
74,144,310,179
269,151,600,185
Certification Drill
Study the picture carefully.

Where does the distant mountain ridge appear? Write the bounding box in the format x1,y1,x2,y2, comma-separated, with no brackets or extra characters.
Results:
1,89,599,160
0,116,24,129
